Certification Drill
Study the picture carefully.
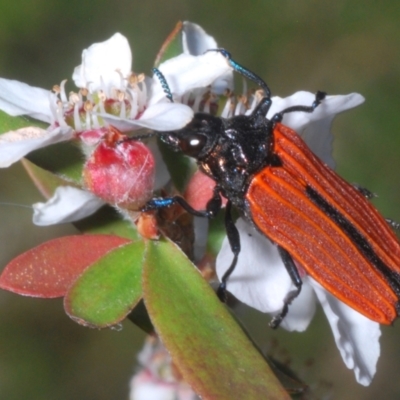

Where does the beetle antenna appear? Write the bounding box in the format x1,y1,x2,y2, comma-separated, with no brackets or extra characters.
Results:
207,48,271,99
152,67,174,103
272,91,327,123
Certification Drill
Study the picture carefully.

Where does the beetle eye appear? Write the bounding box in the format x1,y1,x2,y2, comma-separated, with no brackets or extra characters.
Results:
179,133,207,158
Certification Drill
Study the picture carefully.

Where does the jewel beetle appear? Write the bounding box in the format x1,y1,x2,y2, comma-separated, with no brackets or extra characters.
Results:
145,49,400,328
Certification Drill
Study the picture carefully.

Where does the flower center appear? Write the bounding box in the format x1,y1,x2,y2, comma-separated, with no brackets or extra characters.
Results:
51,72,148,132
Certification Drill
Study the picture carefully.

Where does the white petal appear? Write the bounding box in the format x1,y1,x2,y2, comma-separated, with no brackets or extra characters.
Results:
32,186,105,225
182,21,218,55
138,103,194,130
216,218,295,313
279,277,317,332
72,33,132,93
267,92,365,168
310,279,380,386
101,103,194,131
0,126,73,168
146,138,170,190
130,379,179,400
130,336,198,400
150,52,232,105
0,78,55,123
301,118,336,169
180,22,233,95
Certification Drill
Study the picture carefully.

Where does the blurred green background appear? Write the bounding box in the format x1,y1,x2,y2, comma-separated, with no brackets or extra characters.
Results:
1,1,400,399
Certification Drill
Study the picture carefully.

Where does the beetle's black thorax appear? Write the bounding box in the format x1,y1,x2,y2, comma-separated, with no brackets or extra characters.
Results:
159,103,280,209
197,113,275,208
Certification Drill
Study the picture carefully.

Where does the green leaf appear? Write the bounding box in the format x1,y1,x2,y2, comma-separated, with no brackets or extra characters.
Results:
64,240,145,328
154,21,184,67
143,239,290,400
26,140,84,183
21,158,79,199
0,110,46,134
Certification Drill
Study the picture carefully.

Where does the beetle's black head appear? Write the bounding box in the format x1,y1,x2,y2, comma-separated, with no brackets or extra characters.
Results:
159,113,222,160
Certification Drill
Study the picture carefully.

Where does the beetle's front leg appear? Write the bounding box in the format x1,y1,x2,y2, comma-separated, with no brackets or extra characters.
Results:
142,185,222,219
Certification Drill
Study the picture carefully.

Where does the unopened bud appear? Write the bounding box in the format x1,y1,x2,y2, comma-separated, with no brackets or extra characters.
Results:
83,127,155,210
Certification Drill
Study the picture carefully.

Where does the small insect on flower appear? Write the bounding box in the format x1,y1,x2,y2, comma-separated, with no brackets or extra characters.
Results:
144,49,400,328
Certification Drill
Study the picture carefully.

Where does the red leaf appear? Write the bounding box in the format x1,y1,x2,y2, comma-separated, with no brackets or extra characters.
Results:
0,235,131,298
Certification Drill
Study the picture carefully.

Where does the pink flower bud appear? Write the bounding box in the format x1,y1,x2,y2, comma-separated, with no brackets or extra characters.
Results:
83,127,155,210
184,170,227,211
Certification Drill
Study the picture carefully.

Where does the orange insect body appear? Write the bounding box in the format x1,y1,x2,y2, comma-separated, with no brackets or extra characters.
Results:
246,123,400,324
150,50,400,327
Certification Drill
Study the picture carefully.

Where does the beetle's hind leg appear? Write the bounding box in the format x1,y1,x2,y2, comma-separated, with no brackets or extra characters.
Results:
269,246,303,329
352,184,376,200
216,214,304,329
386,218,400,230
351,185,400,230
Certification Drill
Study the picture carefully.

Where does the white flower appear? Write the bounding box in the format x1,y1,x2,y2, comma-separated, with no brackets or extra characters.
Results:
180,21,232,95
0,30,231,167
216,91,379,386
70,29,231,132
72,33,132,94
0,25,232,225
71,33,194,133
130,336,199,400
32,186,105,226
0,78,74,167
0,126,71,168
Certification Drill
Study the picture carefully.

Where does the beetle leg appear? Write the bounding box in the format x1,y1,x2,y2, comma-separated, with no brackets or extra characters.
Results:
350,185,400,230
117,132,157,145
386,218,400,230
352,184,376,199
143,185,222,218
269,246,303,329
350,186,400,230
217,200,240,301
